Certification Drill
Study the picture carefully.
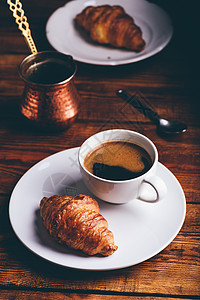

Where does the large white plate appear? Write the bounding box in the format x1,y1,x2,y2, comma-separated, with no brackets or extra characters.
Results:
46,0,173,65
9,147,186,271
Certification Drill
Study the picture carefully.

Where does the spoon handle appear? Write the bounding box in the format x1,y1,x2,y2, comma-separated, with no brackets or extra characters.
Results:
116,89,161,123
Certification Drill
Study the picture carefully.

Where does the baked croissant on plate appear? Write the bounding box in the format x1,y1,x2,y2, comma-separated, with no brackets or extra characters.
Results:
40,194,118,256
75,5,145,52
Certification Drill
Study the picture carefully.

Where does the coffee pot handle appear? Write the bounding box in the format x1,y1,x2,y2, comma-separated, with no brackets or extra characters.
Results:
138,175,167,202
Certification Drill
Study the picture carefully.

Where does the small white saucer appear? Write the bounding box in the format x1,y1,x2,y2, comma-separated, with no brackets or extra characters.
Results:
9,147,186,271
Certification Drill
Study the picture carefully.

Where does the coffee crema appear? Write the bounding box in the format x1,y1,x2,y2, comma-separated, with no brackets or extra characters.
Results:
84,140,152,181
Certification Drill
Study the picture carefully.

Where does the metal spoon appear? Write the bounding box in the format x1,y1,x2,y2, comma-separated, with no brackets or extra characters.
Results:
116,89,187,135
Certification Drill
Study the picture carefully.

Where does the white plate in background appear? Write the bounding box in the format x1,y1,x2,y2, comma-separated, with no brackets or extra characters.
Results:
46,0,173,65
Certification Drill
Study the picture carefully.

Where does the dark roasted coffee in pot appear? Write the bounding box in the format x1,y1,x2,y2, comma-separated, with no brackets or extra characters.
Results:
84,140,152,181
25,60,73,84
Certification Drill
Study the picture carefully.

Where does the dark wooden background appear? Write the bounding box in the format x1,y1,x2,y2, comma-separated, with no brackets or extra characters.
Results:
0,0,199,299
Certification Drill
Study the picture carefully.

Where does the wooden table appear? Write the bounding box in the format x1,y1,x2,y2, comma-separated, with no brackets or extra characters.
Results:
0,0,199,299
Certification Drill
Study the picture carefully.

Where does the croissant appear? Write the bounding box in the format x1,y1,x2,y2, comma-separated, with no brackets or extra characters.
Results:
75,5,145,52
40,194,118,256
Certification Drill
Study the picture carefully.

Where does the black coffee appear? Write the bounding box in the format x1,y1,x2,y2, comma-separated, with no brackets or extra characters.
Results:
84,141,152,181
25,60,72,84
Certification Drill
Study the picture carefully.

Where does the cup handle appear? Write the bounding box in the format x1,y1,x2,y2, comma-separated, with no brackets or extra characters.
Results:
138,175,167,202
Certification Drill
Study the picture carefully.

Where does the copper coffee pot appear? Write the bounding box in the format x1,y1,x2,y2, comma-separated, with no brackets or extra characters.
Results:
7,0,80,130
18,51,80,130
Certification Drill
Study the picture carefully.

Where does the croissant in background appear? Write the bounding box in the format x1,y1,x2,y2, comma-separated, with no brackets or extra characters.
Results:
40,194,118,256
75,5,145,52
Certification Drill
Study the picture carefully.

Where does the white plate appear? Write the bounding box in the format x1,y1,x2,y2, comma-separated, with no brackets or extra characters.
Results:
9,147,186,271
46,0,173,66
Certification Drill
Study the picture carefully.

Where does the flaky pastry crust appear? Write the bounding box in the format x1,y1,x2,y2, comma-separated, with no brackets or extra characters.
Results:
40,194,118,256
76,5,145,52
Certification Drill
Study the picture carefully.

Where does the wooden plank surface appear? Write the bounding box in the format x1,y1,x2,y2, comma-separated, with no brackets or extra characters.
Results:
0,192,199,296
0,0,199,298
0,291,195,300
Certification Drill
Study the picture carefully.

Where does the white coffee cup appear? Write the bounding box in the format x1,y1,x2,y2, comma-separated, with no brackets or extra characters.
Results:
78,129,167,204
